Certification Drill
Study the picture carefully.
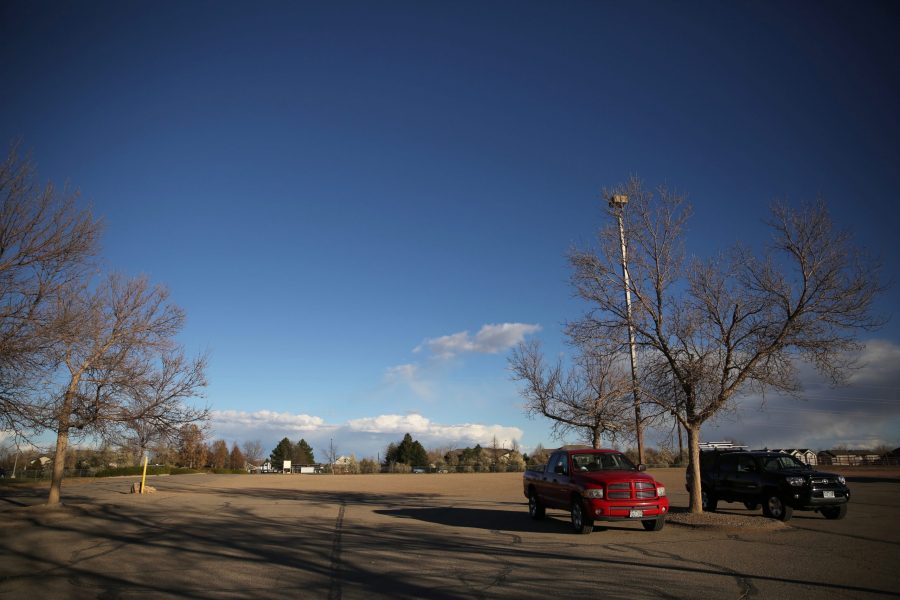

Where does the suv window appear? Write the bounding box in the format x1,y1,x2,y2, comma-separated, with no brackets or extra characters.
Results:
718,454,739,472
737,455,757,473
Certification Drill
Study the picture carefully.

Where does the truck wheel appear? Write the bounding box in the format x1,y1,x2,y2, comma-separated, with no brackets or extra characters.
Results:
762,493,793,521
570,497,594,534
642,517,665,531
821,504,847,520
702,490,717,512
528,489,546,520
743,502,759,511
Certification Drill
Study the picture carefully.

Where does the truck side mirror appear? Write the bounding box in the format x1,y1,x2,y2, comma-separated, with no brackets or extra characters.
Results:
637,464,647,472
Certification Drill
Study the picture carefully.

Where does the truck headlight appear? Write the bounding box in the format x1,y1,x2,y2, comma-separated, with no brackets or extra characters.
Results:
786,477,804,487
584,488,604,498
657,486,666,497
837,476,846,485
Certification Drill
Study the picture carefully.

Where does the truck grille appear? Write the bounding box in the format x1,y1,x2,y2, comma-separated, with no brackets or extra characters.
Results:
811,478,842,490
607,481,657,500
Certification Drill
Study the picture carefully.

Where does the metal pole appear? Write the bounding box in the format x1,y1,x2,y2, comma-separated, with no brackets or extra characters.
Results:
11,434,19,479
609,194,644,465
140,454,149,493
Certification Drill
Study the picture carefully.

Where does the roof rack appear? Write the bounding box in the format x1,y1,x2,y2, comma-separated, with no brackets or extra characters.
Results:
699,442,749,451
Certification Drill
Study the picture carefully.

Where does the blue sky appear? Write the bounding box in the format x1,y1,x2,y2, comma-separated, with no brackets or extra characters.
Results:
2,1,898,459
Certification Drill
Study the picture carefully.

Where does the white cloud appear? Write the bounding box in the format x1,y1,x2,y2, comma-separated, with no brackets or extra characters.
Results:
384,363,418,381
347,413,433,434
415,322,541,358
847,339,900,386
383,363,433,399
211,410,328,434
347,413,523,448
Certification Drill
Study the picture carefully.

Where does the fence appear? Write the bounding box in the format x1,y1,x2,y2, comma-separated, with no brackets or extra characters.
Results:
1,468,94,480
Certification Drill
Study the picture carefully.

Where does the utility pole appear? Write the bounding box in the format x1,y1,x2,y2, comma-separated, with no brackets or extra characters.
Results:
609,194,645,464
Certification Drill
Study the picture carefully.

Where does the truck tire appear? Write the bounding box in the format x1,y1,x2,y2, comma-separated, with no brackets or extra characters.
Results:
821,504,847,520
702,489,717,512
642,517,665,531
762,493,793,521
570,497,594,534
528,488,546,520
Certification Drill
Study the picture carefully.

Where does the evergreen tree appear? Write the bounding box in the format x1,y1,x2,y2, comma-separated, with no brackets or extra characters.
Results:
292,438,315,464
270,437,293,470
409,440,428,467
384,442,399,465
396,433,415,464
385,433,429,467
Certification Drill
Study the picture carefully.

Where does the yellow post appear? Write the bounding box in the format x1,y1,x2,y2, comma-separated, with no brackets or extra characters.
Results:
140,455,149,494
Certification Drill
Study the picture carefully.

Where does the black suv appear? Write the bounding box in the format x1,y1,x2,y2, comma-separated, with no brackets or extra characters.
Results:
688,450,850,521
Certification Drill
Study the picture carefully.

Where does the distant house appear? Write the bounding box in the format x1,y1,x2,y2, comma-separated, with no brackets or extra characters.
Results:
330,455,354,474
771,449,818,466
30,456,52,470
817,451,836,465
826,450,881,466
882,448,900,465
483,447,513,463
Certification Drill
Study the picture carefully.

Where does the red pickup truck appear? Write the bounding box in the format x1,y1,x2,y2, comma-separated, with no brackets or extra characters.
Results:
523,448,669,534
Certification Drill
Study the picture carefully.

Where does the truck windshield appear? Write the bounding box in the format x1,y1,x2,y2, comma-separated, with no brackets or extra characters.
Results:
763,455,807,471
572,453,635,471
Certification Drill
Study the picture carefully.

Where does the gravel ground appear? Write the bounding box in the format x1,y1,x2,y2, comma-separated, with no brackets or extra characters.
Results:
666,509,788,529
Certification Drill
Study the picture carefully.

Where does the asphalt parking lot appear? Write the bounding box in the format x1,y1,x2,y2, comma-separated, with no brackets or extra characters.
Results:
1,470,897,599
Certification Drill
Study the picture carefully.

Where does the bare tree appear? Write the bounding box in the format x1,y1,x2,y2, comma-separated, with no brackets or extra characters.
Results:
46,274,207,504
241,439,263,466
117,349,208,461
569,178,883,512
326,439,338,474
510,339,635,448
0,143,101,434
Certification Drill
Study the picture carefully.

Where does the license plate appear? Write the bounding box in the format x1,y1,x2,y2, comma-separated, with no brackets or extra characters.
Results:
823,491,835,498
629,509,643,518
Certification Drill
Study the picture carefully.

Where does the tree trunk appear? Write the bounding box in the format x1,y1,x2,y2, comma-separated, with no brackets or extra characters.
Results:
592,427,602,449
47,391,74,505
686,424,703,513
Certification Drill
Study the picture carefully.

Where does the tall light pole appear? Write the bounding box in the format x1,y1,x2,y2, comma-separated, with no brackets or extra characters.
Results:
609,194,645,464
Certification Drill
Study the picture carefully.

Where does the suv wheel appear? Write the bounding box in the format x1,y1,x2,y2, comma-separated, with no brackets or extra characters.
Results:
528,489,546,520
821,504,847,520
571,497,594,534
702,489,718,512
763,493,793,521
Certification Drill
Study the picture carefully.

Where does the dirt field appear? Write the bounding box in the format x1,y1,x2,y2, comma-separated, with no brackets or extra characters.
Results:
1,469,898,599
